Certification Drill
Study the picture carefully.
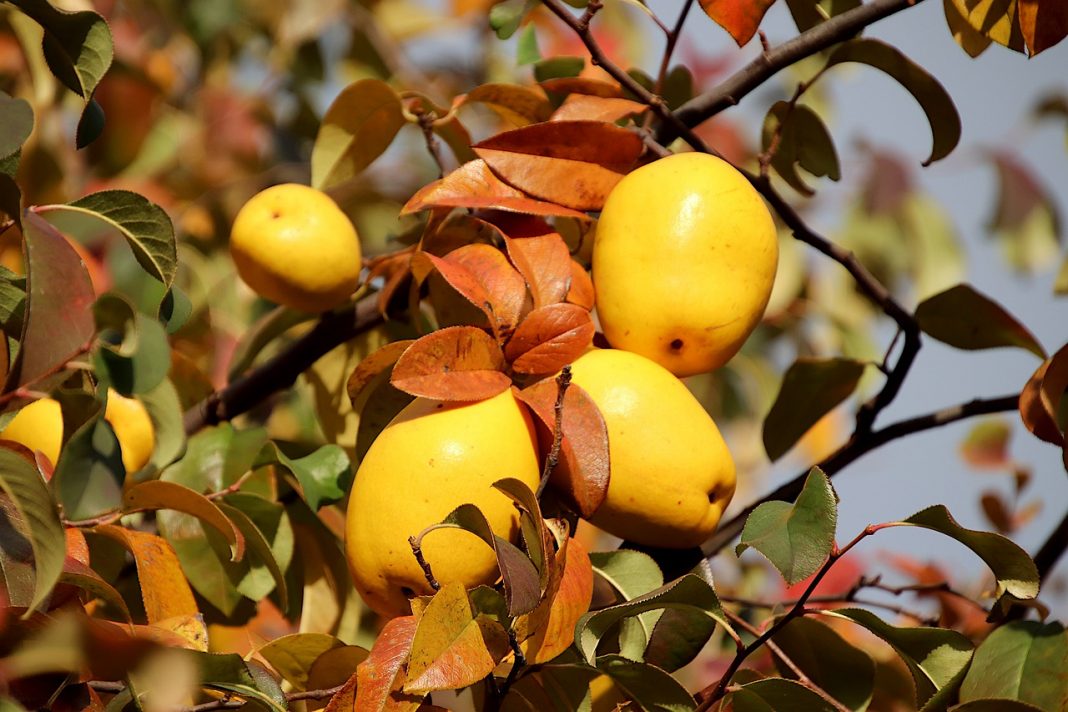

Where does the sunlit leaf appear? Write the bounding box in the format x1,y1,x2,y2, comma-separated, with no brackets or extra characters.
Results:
256,441,352,511
462,83,552,126
517,537,594,663
730,678,838,712
312,79,406,191
391,326,511,400
93,525,199,623
772,617,876,711
1018,343,1068,447
257,633,344,691
699,0,777,46
495,216,573,309
347,339,416,407
763,358,866,461
737,468,837,585
0,447,64,614
123,480,244,560
960,620,1067,708
473,121,642,211
960,418,1013,469
786,0,861,32
355,615,423,711
826,39,961,166
916,283,1045,358
1018,0,1068,55
37,190,177,287
505,303,594,375
943,0,993,57
550,93,645,123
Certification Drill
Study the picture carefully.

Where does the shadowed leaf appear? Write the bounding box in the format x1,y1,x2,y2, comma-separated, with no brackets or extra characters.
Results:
960,419,1013,469
192,652,286,712
505,303,594,375
786,0,861,32
1018,342,1068,448
216,495,291,608
1019,0,1068,55
473,121,642,211
952,701,1045,711
391,326,511,401
762,102,841,196
257,633,344,691
763,358,866,461
402,160,588,219
312,79,406,191
826,39,961,166
0,91,33,160
943,0,993,57
517,378,609,518
52,401,123,520
495,217,573,309
700,0,777,46
550,94,645,123
596,655,696,711
462,83,553,126
566,261,594,310
917,283,1045,358
737,467,837,585
122,480,244,561
405,582,510,694
347,339,416,408
516,537,593,664
59,558,131,621
93,525,199,623
731,678,838,712
960,621,1068,709
772,617,876,711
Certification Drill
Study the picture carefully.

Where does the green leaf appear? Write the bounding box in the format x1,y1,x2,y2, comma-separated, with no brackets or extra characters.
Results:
191,652,287,712
8,0,113,98
731,678,839,712
139,377,185,474
589,549,664,659
823,608,973,707
0,447,64,614
493,476,549,587
1055,254,1068,295
826,38,961,166
92,293,170,396
52,401,124,520
0,91,33,160
533,56,585,82
786,0,862,32
959,621,1067,709
75,96,105,149
122,480,244,560
950,701,1046,712
38,190,177,288
157,506,243,616
772,617,876,711
422,502,540,617
0,173,19,219
762,102,841,197
257,633,343,691
516,23,540,65
311,79,406,191
158,286,191,334
218,493,292,608
256,441,351,510
595,655,696,712
575,574,729,665
59,558,131,620
763,359,866,461
162,424,267,494
4,212,96,393
916,283,1046,359
0,266,26,335
737,467,837,585
489,0,533,39
643,606,719,673
900,505,1039,600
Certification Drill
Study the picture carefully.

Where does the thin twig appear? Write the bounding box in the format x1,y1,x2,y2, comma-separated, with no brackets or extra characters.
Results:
409,534,442,591
416,112,448,179
0,339,94,408
653,0,696,94
1032,507,1068,584
536,366,572,497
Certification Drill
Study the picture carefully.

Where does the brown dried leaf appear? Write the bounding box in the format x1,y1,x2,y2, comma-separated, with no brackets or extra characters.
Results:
401,160,588,220
496,218,573,309
93,525,198,624
505,304,594,376
391,326,511,401
517,379,609,518
566,261,595,310
980,491,1013,533
539,77,623,98
462,83,553,126
959,419,1013,470
347,340,417,408
355,615,423,712
473,121,643,211
1019,343,1068,447
516,536,594,664
551,94,647,123
1019,0,1068,56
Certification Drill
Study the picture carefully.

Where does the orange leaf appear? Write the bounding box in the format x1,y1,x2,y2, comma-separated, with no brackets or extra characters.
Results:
517,379,609,518
401,160,588,220
517,536,594,663
461,83,553,126
122,480,245,561
93,525,198,623
347,340,416,408
700,0,777,46
539,77,623,98
404,582,510,694
551,94,647,123
1019,343,1068,447
505,304,595,375
355,615,423,712
1019,0,1068,55
323,672,358,712
66,528,90,565
391,326,511,401
494,217,573,309
474,121,643,211
565,261,595,310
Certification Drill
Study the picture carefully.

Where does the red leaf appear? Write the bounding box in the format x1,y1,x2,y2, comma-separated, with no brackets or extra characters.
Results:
505,304,594,376
565,261,595,311
391,327,511,401
516,536,594,664
1019,0,1068,55
413,245,528,338
700,0,777,46
539,77,623,98
401,160,588,220
495,218,573,309
355,615,423,712
473,121,643,211
517,379,609,518
347,340,417,408
551,94,647,123
1019,343,1068,447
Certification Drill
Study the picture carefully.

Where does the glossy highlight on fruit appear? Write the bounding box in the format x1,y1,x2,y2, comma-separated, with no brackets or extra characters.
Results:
230,183,362,313
569,349,735,548
593,152,778,376
345,389,541,618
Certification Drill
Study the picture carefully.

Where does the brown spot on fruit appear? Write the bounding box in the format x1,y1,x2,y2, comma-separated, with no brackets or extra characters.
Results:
400,586,414,597
670,338,684,350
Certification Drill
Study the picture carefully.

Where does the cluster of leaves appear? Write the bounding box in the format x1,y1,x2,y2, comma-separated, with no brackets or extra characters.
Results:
0,0,1066,710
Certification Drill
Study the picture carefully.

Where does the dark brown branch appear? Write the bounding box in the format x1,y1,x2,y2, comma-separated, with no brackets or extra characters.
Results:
659,0,924,144
704,393,1021,556
536,366,572,497
1033,507,1068,584
409,534,442,591
183,294,384,434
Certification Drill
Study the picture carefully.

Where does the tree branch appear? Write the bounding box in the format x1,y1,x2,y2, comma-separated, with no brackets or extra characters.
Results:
704,393,1021,556
1033,506,1068,584
183,295,384,435
658,0,924,144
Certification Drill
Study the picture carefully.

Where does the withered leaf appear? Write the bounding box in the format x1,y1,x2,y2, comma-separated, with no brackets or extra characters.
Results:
505,304,594,376
391,326,511,401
